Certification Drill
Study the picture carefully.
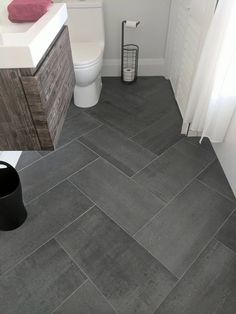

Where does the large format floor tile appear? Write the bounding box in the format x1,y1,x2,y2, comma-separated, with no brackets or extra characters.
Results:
131,77,175,100
0,240,86,314
101,77,168,102
56,207,177,314
65,102,81,121
86,97,145,137
0,180,92,275
134,140,214,202
8,77,235,313
216,211,236,253
132,110,183,155
80,125,156,176
19,141,98,203
69,158,164,235
87,78,178,138
155,240,236,314
57,111,101,148
185,136,215,154
102,79,176,122
39,112,101,157
16,151,41,171
135,180,235,278
198,159,236,201
101,82,145,115
54,281,115,314
133,89,179,130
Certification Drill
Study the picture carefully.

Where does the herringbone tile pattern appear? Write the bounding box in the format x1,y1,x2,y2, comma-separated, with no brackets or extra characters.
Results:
1,77,235,314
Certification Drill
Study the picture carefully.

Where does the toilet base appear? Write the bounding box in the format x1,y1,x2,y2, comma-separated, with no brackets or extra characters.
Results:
74,76,102,108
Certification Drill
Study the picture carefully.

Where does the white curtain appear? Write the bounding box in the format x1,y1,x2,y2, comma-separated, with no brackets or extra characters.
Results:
182,0,236,143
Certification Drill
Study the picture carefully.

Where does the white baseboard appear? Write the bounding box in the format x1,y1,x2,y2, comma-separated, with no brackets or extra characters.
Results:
0,151,22,168
102,58,166,77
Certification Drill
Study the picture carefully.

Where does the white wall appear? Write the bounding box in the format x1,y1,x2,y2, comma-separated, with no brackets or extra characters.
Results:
102,0,171,76
213,112,236,196
166,0,236,196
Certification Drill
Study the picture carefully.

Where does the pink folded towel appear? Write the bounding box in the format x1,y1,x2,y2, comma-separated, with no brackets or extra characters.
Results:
8,0,53,23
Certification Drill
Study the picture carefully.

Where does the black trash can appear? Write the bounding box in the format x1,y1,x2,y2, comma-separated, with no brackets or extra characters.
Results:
0,161,27,231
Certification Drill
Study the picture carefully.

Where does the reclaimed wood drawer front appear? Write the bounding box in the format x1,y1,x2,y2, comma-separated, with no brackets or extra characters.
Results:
21,26,75,149
0,69,41,150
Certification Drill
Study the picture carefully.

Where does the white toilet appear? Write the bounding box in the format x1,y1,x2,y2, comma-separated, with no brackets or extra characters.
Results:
66,0,105,108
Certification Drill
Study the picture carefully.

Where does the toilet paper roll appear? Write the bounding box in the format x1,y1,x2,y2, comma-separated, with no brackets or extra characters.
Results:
123,68,135,82
125,20,140,28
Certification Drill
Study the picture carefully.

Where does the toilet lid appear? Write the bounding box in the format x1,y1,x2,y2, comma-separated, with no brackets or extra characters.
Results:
71,42,103,67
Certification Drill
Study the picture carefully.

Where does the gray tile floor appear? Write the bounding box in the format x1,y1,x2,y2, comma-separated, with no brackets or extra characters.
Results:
1,77,235,314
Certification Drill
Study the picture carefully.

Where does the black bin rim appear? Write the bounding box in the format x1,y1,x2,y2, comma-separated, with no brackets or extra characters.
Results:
0,161,20,199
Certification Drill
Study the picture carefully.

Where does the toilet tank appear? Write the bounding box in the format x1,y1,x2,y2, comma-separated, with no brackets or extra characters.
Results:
65,0,104,44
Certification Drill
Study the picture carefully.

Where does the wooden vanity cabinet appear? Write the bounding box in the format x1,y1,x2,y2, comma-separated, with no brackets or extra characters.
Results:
0,26,75,151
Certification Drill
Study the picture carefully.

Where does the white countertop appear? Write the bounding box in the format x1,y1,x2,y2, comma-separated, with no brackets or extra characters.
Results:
0,2,68,68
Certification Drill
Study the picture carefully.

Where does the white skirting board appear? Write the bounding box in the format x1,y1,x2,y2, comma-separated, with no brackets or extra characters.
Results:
0,151,22,168
102,58,166,77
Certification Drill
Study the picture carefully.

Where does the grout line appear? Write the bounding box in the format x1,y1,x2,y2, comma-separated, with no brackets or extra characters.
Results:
196,178,236,204
66,157,101,183
131,137,186,179
80,144,162,205
51,279,89,313
79,122,159,160
18,120,102,173
128,108,182,140
82,110,216,188
64,107,80,122
214,207,236,245
55,240,118,314
67,179,177,280
18,139,79,173
88,279,118,313
84,96,178,150
23,155,99,206
65,108,81,122
128,138,158,156
216,206,236,241
0,204,95,279
82,109,106,127
77,124,104,140
133,157,216,238
73,141,136,180
17,135,219,282
16,151,42,172
131,155,160,178
11,82,227,313
216,237,236,256
17,154,44,172
67,179,134,237
24,178,73,206
184,136,215,154
76,136,159,181
67,149,226,282
70,152,167,211
183,137,217,159
130,133,216,180
151,206,236,314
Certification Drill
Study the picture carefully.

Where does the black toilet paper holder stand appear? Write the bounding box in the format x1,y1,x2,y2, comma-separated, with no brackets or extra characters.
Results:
121,20,140,83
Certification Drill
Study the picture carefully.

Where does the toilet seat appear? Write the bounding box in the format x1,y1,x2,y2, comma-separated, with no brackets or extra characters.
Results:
71,42,103,68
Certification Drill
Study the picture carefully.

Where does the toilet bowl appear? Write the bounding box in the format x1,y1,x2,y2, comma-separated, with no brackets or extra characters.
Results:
72,42,104,108
66,0,105,108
